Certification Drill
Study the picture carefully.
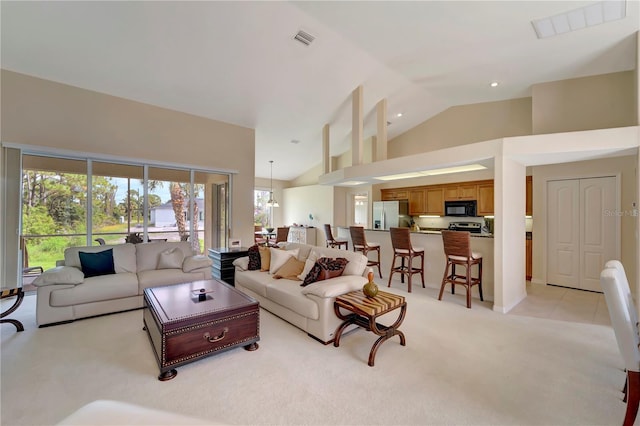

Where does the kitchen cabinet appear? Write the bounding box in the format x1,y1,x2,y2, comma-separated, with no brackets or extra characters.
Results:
443,183,477,201
381,189,408,201
477,183,494,216
425,187,444,215
526,175,533,216
408,188,426,215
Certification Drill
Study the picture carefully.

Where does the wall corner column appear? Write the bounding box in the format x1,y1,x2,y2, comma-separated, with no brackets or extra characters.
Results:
493,152,527,313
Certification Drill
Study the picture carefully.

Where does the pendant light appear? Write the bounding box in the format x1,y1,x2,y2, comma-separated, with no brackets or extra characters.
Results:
266,160,279,207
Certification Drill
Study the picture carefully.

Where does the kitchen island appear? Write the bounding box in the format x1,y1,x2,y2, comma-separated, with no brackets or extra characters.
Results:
337,227,495,302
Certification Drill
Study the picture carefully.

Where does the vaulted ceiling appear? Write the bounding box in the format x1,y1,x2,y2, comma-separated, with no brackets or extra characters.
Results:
2,1,638,180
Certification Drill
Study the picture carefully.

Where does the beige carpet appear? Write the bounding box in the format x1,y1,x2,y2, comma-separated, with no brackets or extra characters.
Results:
0,284,628,425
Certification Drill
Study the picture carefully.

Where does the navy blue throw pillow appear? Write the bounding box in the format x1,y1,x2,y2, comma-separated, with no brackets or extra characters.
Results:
79,249,115,278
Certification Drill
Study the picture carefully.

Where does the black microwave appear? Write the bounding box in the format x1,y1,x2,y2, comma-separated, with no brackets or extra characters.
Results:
444,200,477,217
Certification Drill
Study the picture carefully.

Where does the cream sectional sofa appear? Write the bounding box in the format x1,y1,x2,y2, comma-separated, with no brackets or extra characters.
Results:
34,241,212,327
233,243,369,344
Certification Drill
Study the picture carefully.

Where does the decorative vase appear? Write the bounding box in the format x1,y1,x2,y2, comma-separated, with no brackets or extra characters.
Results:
362,271,379,298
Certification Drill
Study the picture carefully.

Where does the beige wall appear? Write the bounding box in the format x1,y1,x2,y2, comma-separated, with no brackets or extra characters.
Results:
531,155,638,292
1,70,256,246
388,97,532,158
532,71,637,135
282,185,333,244
290,164,323,187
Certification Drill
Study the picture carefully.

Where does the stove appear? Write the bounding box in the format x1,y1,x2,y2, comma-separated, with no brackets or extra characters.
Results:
448,221,482,233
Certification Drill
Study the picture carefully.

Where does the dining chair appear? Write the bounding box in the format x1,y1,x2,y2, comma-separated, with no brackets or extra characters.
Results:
323,224,348,250
254,225,267,245
349,226,381,278
438,230,483,308
273,227,289,245
601,266,640,426
388,227,424,293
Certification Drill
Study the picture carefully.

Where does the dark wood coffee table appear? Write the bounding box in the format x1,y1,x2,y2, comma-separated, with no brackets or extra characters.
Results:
143,279,259,381
333,290,406,366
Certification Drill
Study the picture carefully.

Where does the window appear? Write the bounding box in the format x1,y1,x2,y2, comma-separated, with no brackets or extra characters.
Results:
254,189,271,227
20,154,230,273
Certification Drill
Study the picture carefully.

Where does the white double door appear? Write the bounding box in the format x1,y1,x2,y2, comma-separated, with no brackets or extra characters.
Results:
547,176,617,292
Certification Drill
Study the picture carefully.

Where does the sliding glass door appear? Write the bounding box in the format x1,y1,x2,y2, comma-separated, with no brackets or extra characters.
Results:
19,154,230,281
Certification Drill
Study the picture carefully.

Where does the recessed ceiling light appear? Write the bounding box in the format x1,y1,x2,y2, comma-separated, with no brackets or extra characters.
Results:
490,82,499,87
396,113,403,118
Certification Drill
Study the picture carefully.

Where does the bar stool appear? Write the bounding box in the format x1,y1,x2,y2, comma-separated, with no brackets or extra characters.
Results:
349,226,382,278
438,230,483,309
323,224,348,250
388,227,425,293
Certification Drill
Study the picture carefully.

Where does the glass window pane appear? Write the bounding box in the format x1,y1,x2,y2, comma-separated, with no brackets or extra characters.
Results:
92,161,144,245
254,190,271,228
148,167,190,243
22,155,88,270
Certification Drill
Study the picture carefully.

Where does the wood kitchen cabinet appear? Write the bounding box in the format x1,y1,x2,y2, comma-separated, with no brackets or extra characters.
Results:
425,187,444,215
526,175,533,216
408,188,426,215
477,182,494,216
381,189,408,201
443,183,477,201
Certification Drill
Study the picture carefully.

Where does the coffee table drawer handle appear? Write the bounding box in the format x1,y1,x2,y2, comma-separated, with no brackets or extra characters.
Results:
204,327,229,343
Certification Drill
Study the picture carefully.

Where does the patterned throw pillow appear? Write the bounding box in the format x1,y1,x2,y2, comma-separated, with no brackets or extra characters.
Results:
301,257,349,287
247,245,261,270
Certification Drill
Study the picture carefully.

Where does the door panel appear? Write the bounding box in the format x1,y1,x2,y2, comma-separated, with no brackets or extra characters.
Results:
547,180,580,288
580,177,616,291
547,176,617,292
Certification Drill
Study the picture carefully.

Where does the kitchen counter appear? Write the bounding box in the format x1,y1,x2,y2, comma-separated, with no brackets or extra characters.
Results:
356,228,496,302
367,228,495,238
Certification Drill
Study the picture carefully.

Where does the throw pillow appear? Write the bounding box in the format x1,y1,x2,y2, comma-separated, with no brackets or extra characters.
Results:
259,246,271,272
298,250,319,280
247,245,261,270
78,249,115,278
269,248,299,274
301,257,349,286
32,266,85,285
182,255,212,273
157,247,184,269
273,256,305,280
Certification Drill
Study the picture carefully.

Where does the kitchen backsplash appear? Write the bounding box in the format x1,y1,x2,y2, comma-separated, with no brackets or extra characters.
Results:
414,216,533,233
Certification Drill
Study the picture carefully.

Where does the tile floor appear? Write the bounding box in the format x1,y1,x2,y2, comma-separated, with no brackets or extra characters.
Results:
508,281,611,326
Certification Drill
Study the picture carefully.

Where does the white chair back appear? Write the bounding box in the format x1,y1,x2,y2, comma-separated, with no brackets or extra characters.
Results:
605,260,638,329
601,267,640,373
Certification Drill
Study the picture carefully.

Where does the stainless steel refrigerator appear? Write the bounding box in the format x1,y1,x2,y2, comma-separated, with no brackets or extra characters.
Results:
372,200,410,230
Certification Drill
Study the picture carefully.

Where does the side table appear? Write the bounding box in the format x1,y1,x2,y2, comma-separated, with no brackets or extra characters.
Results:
1,287,25,332
333,290,406,366
208,247,249,286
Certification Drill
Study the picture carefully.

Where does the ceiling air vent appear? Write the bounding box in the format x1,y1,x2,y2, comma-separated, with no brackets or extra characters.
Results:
293,30,315,46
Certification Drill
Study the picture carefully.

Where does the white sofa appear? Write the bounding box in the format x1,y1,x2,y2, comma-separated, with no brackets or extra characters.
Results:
34,241,212,327
234,243,369,344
